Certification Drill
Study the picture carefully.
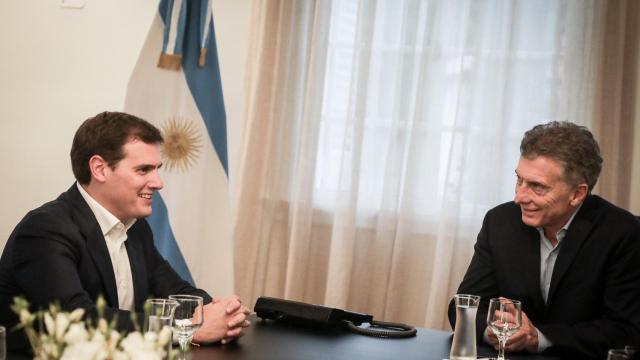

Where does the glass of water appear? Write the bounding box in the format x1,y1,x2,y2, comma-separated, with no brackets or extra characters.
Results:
145,298,179,332
487,298,522,360
169,295,204,359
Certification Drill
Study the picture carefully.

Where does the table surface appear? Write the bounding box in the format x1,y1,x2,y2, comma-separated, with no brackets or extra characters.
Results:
188,315,560,360
7,315,560,360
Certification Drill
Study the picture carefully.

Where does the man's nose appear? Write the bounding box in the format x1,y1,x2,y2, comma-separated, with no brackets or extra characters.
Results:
514,183,529,204
149,171,164,190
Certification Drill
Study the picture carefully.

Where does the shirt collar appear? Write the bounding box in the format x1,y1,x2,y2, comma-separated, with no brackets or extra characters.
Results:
536,203,582,244
76,182,136,236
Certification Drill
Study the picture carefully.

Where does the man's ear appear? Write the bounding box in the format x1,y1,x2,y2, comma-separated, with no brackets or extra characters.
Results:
88,155,109,183
570,183,588,206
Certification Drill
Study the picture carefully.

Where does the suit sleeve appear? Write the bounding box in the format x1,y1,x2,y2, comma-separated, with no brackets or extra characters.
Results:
448,211,499,340
147,244,212,304
132,219,213,304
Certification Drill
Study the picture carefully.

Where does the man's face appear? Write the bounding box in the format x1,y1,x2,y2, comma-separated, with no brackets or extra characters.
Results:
514,156,583,234
100,139,164,223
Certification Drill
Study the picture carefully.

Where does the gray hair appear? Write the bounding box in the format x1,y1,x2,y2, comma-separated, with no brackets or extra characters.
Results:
520,121,602,191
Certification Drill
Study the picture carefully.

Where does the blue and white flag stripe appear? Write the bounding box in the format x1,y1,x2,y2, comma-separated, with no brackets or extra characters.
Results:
125,0,233,296
159,0,218,70
163,0,186,55
157,0,187,70
199,0,212,52
180,5,228,174
146,195,193,284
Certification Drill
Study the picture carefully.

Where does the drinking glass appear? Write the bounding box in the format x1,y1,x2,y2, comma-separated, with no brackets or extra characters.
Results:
487,298,522,360
608,349,630,360
169,295,204,359
145,298,178,358
145,298,179,332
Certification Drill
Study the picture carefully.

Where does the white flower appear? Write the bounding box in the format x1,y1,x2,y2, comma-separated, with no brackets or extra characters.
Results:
68,308,85,322
111,350,130,360
44,312,56,336
120,331,143,353
121,332,164,358
63,323,88,345
107,329,121,350
144,331,158,343
157,326,172,346
19,309,35,325
98,318,108,333
129,350,162,360
91,330,106,344
12,297,168,360
42,340,60,358
95,347,111,360
124,347,162,360
61,341,102,360
55,313,70,341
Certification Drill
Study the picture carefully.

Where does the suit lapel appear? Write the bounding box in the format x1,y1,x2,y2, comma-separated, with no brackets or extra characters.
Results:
125,226,148,311
546,199,595,305
519,222,546,314
64,184,120,307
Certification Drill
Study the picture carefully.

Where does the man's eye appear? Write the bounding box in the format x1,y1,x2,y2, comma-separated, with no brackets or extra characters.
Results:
531,185,547,195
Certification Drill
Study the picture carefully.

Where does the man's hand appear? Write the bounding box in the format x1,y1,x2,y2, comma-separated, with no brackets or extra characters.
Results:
504,310,538,352
192,295,251,344
487,309,538,353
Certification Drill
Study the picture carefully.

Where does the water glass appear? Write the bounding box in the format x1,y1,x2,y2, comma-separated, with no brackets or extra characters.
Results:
169,295,204,360
145,298,179,332
487,298,522,360
608,349,630,360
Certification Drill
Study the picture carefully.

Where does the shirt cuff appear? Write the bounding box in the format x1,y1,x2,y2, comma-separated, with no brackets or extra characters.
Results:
536,328,552,352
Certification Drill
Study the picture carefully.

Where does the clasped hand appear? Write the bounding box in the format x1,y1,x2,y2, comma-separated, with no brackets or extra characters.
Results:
486,309,538,353
192,295,251,344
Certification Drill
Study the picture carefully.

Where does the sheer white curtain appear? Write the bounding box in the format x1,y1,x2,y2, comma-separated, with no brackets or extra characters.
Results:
234,0,600,330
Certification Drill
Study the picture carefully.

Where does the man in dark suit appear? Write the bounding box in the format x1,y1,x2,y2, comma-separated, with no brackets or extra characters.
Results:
0,111,250,351
449,122,640,359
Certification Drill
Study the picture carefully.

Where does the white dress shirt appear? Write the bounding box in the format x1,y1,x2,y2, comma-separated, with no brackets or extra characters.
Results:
77,183,136,311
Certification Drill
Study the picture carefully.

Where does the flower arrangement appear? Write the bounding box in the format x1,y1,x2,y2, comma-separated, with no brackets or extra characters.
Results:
11,297,174,360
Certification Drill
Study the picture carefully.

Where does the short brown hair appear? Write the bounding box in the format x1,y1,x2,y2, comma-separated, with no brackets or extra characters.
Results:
70,111,163,185
520,121,602,191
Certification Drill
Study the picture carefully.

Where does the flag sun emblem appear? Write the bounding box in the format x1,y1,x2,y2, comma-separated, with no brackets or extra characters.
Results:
160,116,202,172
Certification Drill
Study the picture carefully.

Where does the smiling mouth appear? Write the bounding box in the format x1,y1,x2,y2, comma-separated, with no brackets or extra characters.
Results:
138,193,153,200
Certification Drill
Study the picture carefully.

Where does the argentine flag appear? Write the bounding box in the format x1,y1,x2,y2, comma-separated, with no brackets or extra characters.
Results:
124,0,233,296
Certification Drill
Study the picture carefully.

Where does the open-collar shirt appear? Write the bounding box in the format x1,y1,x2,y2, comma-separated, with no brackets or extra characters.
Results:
77,183,136,311
534,204,581,352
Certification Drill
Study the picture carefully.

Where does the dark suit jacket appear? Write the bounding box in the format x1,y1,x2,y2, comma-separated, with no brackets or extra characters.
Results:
0,184,212,351
448,195,640,359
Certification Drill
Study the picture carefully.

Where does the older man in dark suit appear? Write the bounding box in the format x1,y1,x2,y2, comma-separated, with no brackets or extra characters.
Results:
449,122,640,359
0,112,250,351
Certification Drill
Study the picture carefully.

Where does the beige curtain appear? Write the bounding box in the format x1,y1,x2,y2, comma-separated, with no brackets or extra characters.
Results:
232,0,624,331
233,0,333,304
592,0,640,210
